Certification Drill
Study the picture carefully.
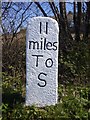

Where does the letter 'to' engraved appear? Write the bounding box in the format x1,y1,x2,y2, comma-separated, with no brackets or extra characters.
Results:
32,55,43,67
45,58,53,68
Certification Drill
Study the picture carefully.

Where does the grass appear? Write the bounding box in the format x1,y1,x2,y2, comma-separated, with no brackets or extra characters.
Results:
2,73,90,120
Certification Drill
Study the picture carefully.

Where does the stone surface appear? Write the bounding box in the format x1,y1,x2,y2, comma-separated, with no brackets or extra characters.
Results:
26,17,59,107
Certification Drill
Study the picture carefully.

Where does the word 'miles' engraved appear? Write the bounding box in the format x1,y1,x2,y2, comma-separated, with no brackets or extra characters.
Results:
29,38,57,51
40,22,48,34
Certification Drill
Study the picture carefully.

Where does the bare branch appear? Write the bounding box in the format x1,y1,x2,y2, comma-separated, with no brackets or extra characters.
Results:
35,2,47,17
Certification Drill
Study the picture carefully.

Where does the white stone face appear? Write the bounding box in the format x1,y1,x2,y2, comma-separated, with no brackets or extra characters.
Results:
26,17,59,107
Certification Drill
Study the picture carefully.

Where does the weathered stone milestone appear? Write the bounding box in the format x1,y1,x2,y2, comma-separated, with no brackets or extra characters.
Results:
26,17,59,107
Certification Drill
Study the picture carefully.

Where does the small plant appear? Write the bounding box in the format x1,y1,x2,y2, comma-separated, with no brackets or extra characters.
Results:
2,75,89,120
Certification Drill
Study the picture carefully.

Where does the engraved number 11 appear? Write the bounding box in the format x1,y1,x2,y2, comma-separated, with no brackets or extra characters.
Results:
40,22,48,34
